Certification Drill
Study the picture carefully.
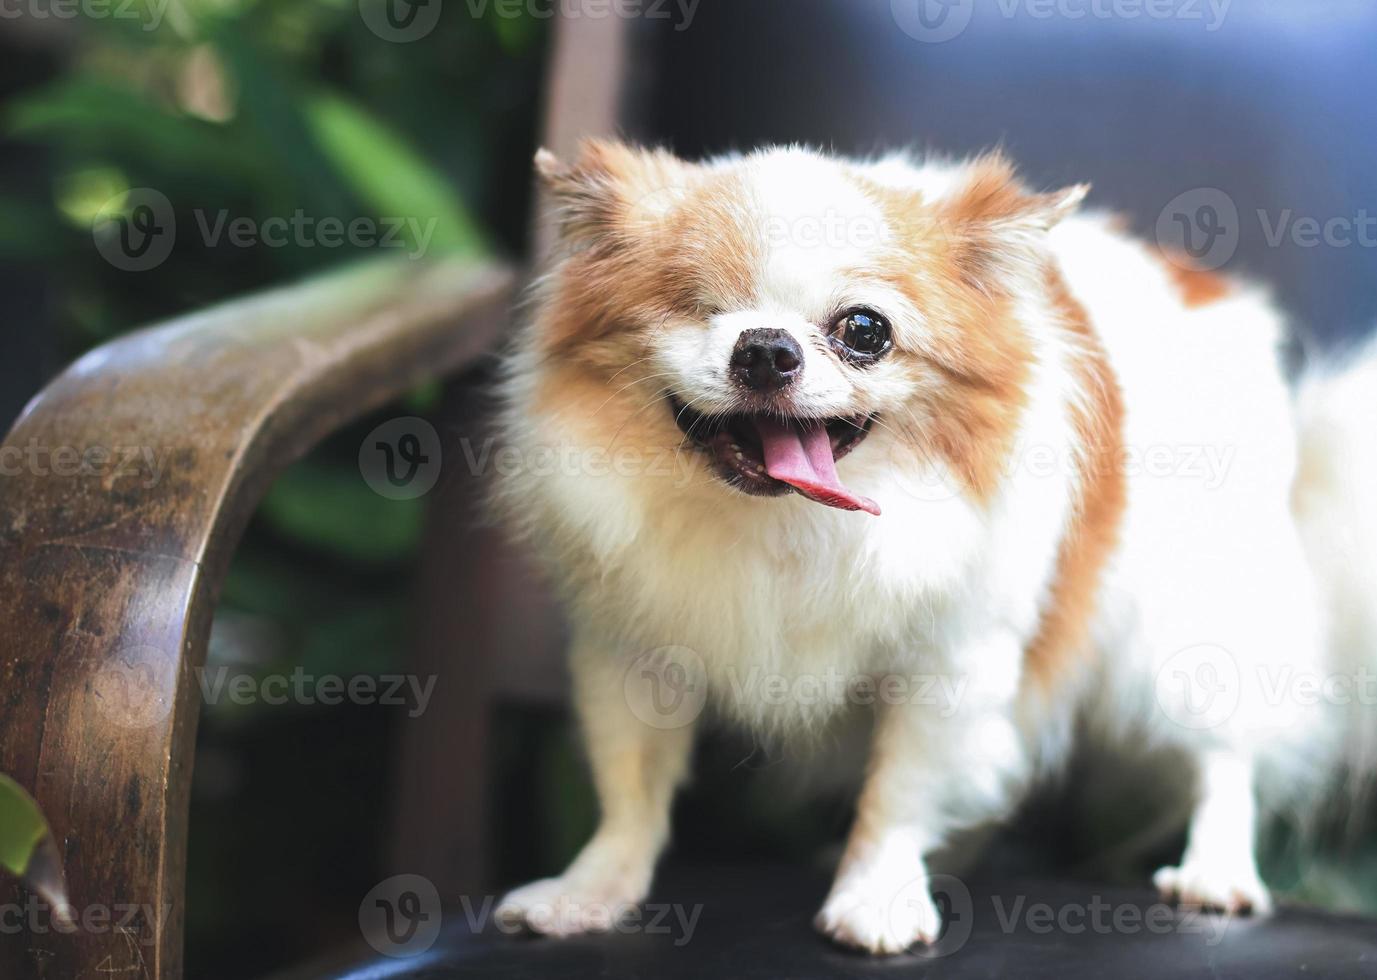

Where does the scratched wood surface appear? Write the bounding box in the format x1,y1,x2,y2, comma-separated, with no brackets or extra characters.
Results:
0,256,514,979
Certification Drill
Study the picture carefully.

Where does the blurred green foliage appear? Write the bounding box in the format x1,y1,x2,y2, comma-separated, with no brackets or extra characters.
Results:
5,0,542,346
4,4,549,973
4,1,546,679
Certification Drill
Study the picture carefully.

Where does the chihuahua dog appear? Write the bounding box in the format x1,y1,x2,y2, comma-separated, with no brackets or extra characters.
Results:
492,140,1377,953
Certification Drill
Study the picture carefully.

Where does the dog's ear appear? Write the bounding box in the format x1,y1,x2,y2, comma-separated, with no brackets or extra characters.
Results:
938,152,1089,291
942,152,1088,231
535,139,697,248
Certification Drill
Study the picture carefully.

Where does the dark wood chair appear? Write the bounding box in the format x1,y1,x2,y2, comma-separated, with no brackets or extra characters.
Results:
4,5,1377,979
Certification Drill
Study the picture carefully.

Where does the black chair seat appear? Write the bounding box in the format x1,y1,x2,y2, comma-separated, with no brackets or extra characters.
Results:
275,866,1377,979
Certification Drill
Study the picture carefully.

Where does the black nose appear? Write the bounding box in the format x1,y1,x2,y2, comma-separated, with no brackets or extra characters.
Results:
730,328,804,392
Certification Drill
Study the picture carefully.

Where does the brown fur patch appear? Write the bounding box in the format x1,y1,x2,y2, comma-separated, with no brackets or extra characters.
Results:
1024,269,1127,689
536,142,762,367
853,161,1054,505
1159,250,1234,308
930,153,1089,294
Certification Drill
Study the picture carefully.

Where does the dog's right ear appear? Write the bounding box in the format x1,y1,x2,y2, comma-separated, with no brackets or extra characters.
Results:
535,139,695,248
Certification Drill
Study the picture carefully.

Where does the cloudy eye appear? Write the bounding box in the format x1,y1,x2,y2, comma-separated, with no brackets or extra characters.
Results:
832,308,892,361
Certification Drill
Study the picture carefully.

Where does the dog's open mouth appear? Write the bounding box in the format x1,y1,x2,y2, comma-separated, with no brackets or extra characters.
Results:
669,397,880,516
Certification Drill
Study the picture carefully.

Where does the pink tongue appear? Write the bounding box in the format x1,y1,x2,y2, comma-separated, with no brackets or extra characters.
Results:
753,417,880,516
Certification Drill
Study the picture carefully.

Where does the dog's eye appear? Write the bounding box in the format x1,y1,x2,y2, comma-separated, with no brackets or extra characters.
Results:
833,308,892,360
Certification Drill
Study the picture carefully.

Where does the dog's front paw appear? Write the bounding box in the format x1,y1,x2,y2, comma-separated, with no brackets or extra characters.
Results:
496,873,649,938
1154,860,1272,916
815,871,941,955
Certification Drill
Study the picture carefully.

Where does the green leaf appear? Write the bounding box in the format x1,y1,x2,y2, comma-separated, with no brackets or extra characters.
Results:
490,9,543,54
299,601,410,677
259,458,426,564
0,777,47,879
0,775,71,925
404,380,444,414
304,92,486,257
4,77,263,184
210,26,356,219
0,196,65,262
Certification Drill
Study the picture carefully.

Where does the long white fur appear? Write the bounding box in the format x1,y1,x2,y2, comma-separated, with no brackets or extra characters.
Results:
494,146,1372,953
1295,338,1377,803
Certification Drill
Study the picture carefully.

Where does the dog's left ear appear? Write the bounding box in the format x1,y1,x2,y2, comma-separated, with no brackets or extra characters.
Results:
535,139,696,248
994,182,1089,232
942,152,1088,233
938,153,1089,290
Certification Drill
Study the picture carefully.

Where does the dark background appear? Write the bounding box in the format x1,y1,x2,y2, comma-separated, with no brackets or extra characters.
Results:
4,2,1377,977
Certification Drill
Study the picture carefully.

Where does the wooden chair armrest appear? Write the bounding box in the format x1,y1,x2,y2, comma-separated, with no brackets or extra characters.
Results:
0,256,515,980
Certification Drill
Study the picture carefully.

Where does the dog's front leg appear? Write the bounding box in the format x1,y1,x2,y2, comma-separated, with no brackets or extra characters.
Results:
1153,748,1271,915
497,634,697,936
816,652,1024,954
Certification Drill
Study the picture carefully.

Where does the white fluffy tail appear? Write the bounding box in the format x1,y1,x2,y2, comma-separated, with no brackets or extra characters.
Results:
1294,337,1377,805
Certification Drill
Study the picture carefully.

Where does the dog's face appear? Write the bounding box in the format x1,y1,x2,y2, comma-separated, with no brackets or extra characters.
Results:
533,142,1085,515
